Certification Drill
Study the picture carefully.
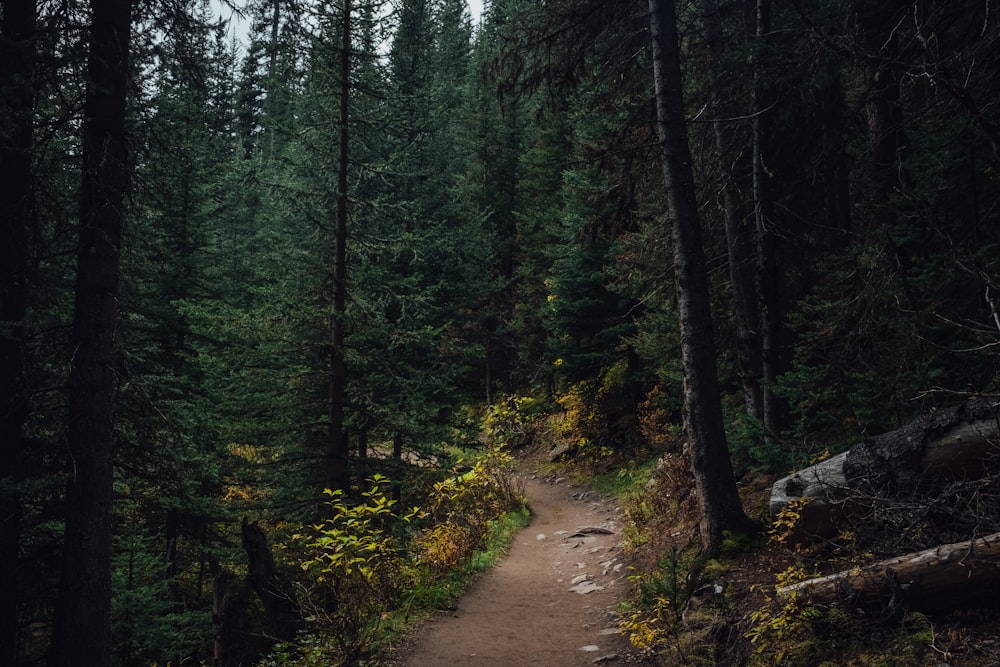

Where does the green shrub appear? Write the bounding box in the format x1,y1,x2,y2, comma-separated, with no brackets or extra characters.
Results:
293,476,417,664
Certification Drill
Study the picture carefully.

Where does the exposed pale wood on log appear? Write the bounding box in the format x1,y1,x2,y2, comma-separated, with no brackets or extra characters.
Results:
769,399,1000,537
769,451,849,516
777,531,1000,611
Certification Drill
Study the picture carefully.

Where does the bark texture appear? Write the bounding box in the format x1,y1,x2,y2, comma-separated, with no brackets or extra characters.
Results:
328,0,351,495
770,398,1000,537
210,559,254,667
751,0,786,436
778,531,1000,612
49,0,132,664
241,518,302,642
648,0,749,555
209,522,302,667
0,0,36,662
699,0,763,423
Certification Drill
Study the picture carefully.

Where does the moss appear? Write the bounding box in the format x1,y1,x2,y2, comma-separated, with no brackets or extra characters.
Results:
703,559,729,580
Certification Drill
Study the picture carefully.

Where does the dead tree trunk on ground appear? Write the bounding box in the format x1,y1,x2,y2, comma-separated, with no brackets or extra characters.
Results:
770,398,1000,537
778,530,1000,613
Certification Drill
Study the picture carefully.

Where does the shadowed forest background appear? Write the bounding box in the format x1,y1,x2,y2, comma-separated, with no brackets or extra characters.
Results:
2,0,999,664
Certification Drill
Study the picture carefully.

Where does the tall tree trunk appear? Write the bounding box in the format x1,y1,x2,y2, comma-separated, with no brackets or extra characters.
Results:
0,1,36,662
328,0,351,495
49,0,132,664
857,0,911,290
648,0,751,556
751,0,785,437
699,0,764,422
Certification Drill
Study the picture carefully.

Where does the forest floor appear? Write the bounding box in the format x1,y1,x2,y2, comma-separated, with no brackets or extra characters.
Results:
388,461,654,666
387,443,1000,666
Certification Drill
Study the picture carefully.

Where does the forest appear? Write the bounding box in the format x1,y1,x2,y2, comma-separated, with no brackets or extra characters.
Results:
1,0,999,664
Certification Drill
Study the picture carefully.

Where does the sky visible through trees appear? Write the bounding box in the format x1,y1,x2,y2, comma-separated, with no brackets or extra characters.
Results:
215,0,485,43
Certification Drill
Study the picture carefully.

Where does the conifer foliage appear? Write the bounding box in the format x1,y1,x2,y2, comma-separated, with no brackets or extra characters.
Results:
1,0,998,664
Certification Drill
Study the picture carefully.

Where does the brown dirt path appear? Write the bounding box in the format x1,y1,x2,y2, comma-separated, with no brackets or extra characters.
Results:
392,469,651,666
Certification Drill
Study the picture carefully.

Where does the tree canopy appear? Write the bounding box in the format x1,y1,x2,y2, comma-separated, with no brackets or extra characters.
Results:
1,0,997,663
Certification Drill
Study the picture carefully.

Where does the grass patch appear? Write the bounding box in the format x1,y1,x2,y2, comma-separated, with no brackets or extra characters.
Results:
585,452,662,498
471,504,532,570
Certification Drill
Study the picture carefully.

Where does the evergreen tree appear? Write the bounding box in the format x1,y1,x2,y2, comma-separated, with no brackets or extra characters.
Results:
49,0,134,663
648,0,750,555
112,5,234,661
465,0,527,396
0,0,37,661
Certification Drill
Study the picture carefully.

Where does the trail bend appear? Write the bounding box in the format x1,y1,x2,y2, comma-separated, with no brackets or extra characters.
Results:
395,471,650,666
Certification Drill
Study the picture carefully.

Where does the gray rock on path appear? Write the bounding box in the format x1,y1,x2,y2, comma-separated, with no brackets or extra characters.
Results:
567,526,615,538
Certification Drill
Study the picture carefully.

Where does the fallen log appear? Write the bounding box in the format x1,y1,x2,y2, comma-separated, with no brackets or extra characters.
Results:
770,398,1000,537
768,450,850,537
777,531,1000,612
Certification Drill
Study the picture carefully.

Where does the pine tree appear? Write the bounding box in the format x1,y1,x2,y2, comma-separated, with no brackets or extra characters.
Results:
0,1,37,661
111,6,234,661
648,0,751,555
464,0,526,397
49,0,134,663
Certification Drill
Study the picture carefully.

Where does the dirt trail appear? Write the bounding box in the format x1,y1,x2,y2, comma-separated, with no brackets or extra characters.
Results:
395,469,649,666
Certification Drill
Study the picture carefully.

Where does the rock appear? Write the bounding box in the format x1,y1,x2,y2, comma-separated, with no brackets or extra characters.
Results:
568,580,604,594
568,526,615,538
593,654,621,664
579,644,600,652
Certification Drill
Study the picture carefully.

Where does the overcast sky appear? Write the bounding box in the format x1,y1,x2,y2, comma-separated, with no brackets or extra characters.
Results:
467,0,484,24
218,1,486,43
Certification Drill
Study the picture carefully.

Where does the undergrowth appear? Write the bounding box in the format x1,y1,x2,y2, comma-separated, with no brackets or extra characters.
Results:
260,431,527,667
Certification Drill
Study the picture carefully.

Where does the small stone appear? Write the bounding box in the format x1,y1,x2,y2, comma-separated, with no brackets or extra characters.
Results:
579,644,600,652
568,580,603,594
536,534,546,540
592,653,620,664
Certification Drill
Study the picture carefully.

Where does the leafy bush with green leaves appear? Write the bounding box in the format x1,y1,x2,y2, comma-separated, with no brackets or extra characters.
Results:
480,394,544,449
413,443,524,573
292,475,418,664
